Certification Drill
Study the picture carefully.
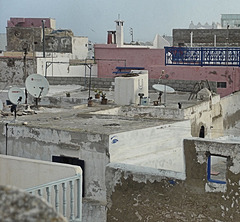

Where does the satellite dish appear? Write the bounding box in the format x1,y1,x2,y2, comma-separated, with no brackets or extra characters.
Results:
8,87,25,105
0,99,3,111
152,84,175,93
25,74,49,98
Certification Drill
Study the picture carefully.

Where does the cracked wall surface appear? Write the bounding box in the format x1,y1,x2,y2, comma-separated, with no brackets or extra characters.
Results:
106,138,240,222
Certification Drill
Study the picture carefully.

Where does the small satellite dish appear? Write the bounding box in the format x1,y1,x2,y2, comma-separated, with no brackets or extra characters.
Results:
0,99,3,111
8,87,25,105
25,74,49,98
152,84,175,93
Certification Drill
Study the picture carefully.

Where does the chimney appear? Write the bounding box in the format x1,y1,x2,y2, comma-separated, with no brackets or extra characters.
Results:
107,31,116,44
115,19,124,47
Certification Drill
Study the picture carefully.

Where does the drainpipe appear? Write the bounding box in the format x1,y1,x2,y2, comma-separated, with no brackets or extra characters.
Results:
5,123,8,155
190,32,193,47
214,35,217,47
42,20,46,58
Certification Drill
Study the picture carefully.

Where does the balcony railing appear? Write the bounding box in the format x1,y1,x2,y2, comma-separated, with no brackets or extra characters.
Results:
165,47,240,67
26,174,82,222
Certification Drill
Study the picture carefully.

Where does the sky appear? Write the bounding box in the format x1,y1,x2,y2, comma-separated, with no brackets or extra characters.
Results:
1,0,240,44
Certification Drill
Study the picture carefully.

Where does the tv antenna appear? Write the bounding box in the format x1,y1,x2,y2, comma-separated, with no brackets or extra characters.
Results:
25,74,49,107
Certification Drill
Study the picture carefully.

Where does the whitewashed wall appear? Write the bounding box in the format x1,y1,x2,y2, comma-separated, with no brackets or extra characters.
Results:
109,120,191,173
0,125,109,204
37,57,97,77
72,37,88,60
221,91,240,136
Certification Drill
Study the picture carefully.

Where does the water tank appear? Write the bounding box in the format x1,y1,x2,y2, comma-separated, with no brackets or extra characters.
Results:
114,71,148,105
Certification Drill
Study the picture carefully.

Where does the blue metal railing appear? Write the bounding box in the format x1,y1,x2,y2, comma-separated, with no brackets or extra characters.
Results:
165,47,240,67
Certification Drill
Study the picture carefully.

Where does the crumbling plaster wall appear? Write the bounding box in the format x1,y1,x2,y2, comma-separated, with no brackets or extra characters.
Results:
7,27,72,53
0,123,109,204
106,138,240,221
0,58,35,87
220,91,240,136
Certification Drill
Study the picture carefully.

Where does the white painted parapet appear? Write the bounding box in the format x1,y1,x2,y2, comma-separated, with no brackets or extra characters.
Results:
0,154,82,189
109,120,191,173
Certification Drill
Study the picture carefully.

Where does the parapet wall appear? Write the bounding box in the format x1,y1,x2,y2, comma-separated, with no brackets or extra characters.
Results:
46,76,217,93
0,155,81,189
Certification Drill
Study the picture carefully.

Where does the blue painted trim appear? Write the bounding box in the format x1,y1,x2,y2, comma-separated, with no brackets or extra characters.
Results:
113,71,130,74
207,155,227,184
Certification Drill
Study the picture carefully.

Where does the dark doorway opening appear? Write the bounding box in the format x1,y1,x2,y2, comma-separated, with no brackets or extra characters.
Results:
52,155,85,197
199,126,205,138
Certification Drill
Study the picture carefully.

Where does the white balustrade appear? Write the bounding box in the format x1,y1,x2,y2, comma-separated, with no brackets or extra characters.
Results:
26,174,82,222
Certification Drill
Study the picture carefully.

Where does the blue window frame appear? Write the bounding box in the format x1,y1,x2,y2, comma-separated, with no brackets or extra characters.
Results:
207,155,227,184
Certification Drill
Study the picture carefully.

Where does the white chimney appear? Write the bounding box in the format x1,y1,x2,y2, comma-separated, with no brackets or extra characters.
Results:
115,19,124,47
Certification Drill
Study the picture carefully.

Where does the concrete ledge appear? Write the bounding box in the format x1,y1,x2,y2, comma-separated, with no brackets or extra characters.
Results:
0,154,82,189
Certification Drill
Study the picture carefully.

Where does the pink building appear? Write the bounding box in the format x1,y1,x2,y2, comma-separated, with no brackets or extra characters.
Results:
94,20,240,97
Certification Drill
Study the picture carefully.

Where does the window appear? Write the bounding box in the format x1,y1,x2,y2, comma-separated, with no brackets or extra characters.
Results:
217,82,227,88
52,155,85,197
207,155,227,184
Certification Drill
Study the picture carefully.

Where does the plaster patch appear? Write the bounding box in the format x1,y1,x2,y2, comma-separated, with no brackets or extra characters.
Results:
87,134,101,142
229,158,240,174
197,155,205,164
205,182,227,193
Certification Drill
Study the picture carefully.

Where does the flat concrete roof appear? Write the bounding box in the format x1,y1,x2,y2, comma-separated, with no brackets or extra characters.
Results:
0,85,210,135
4,104,178,135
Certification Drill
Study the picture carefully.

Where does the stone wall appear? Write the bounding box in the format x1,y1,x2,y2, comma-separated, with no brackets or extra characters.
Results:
0,185,67,222
106,138,240,221
7,27,72,53
46,76,217,93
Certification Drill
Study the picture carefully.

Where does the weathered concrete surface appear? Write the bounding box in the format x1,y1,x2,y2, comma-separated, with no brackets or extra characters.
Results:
173,29,240,47
7,27,72,53
0,57,35,87
106,138,240,222
0,185,67,222
221,91,240,137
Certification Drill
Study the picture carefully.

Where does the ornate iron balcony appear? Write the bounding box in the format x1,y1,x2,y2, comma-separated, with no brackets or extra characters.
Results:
165,47,240,66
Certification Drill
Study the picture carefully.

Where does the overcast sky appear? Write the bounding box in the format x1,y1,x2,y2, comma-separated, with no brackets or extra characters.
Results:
0,0,239,43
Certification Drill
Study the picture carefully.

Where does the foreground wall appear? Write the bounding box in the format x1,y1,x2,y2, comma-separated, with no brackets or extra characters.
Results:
106,138,240,221
0,155,81,189
0,124,108,222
